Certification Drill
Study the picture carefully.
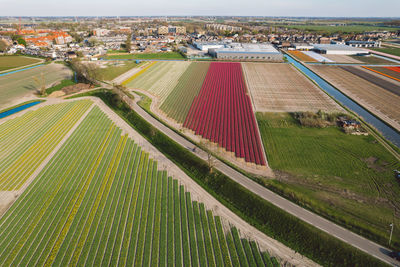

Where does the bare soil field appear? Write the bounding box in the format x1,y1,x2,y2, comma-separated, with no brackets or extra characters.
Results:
309,65,400,132
321,54,363,64
287,51,318,62
0,63,72,108
341,66,400,97
242,63,342,112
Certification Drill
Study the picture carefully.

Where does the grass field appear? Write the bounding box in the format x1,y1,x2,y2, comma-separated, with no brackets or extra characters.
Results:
0,63,72,108
45,79,76,95
257,112,400,248
105,52,185,60
160,62,210,123
371,47,400,57
0,56,42,72
0,104,277,266
93,61,139,81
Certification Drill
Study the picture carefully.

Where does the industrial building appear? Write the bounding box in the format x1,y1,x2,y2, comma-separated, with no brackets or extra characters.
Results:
346,40,381,48
209,43,283,62
313,44,369,55
193,41,227,52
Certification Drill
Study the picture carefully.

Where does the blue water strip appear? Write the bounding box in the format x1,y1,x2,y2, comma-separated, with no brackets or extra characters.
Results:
0,64,44,77
0,101,42,119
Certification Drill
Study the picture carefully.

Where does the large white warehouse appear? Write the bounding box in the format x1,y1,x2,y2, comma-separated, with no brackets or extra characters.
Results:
313,44,369,55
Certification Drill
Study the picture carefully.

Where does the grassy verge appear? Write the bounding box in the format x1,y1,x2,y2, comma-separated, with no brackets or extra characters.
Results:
94,61,140,81
45,79,76,95
0,55,42,72
69,89,388,266
371,47,400,57
257,112,400,250
105,52,185,60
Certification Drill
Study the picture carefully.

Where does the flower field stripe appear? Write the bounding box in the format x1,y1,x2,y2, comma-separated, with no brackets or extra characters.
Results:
193,201,207,266
101,146,142,267
180,186,192,267
186,192,200,267
250,241,266,267
207,210,224,266
215,216,233,267
65,135,128,266
242,238,258,266
173,179,183,267
83,140,136,266
167,176,175,266
125,156,153,266
160,62,210,123
115,151,148,266
150,170,163,266
0,108,106,265
121,61,156,86
199,203,217,266
141,162,158,266
0,107,103,237
159,171,168,267
231,227,250,267
0,101,92,190
362,66,400,82
226,228,241,266
12,111,108,266
37,124,117,266
131,159,156,266
183,62,266,165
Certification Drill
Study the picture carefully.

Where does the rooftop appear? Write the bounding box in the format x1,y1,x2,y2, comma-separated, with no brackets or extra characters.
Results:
313,44,367,52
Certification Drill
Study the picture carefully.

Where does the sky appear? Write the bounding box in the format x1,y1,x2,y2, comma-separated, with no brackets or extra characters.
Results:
0,0,399,17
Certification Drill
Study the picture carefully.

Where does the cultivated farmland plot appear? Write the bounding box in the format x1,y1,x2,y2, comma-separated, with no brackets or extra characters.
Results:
242,63,342,113
0,104,279,266
309,65,400,132
286,51,318,62
319,54,363,64
0,63,72,108
363,66,400,82
125,61,190,103
184,62,266,166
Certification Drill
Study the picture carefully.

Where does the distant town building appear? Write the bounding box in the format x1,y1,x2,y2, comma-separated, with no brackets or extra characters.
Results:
346,40,381,48
209,43,283,62
313,44,369,55
318,37,331,44
291,43,314,50
93,28,110,37
206,24,242,32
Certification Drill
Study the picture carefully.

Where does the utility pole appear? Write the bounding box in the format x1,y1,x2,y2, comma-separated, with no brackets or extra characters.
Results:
389,223,394,246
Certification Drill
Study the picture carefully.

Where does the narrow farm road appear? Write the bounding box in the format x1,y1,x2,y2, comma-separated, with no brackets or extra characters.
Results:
117,90,399,267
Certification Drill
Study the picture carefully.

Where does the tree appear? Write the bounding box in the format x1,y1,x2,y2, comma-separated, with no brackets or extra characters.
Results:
125,33,132,52
17,37,26,47
33,72,46,96
0,40,8,52
68,59,99,85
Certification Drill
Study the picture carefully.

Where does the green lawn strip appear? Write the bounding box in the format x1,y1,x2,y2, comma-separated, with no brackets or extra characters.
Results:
207,210,224,266
0,110,106,265
36,126,120,266
193,201,207,266
142,162,158,266
94,61,139,81
159,171,168,267
173,180,183,267
231,227,250,267
88,141,137,266
45,79,76,95
180,186,191,267
3,101,92,190
74,138,133,266
186,192,199,267
241,239,258,267
101,146,142,266
14,112,108,266
117,151,148,266
160,62,210,123
132,159,155,266
71,89,389,266
105,52,185,60
250,241,266,267
199,203,217,266
371,47,400,57
261,251,274,267
167,176,175,266
215,216,233,267
225,229,241,266
0,56,42,72
150,170,163,266
66,135,127,266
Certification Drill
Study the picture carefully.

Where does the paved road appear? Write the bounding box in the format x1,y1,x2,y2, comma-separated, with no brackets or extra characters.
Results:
118,90,399,266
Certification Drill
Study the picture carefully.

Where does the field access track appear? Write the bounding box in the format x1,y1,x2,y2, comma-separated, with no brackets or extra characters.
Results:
0,105,277,266
0,100,92,190
341,66,400,97
242,63,341,113
160,62,210,123
184,62,266,166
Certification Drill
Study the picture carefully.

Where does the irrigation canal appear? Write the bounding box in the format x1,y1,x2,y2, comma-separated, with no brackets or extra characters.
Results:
0,101,41,119
285,54,400,148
